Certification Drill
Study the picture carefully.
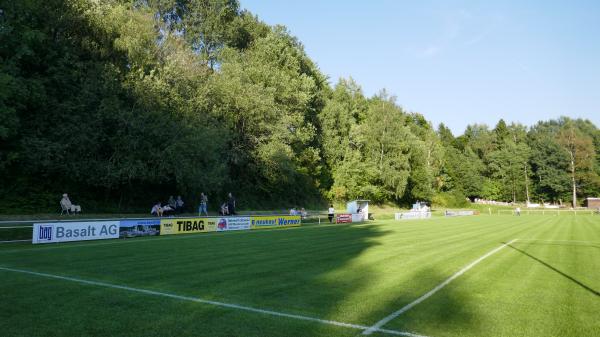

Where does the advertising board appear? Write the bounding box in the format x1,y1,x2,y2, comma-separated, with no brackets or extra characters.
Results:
119,219,160,238
33,221,119,244
395,212,432,220
336,214,352,223
250,215,301,229
215,217,251,231
351,213,365,223
160,217,217,235
445,210,476,217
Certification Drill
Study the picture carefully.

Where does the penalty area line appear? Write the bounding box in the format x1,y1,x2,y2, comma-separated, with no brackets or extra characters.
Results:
362,239,518,335
0,266,427,337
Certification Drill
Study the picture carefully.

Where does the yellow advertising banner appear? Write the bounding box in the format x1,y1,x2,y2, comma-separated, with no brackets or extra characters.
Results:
250,215,301,229
160,217,217,235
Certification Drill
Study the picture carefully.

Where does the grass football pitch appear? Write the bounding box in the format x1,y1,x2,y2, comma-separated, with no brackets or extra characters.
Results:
0,215,598,337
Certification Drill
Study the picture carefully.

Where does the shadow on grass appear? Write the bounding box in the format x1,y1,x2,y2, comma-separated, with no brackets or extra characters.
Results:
1,222,482,337
507,244,599,297
355,267,476,336
0,223,397,337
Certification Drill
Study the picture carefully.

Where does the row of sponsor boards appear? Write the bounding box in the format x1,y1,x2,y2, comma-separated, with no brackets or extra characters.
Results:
32,215,301,244
160,215,301,235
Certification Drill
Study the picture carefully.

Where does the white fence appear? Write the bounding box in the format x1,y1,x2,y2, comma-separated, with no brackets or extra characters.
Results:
498,209,598,215
395,211,431,220
445,210,475,217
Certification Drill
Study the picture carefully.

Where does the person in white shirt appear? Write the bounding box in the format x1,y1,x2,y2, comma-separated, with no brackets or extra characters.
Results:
328,205,335,223
151,202,163,217
60,193,81,213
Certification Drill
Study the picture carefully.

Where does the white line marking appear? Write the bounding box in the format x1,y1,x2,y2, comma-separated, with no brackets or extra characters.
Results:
515,239,599,244
0,266,427,337
0,226,33,229
362,239,518,335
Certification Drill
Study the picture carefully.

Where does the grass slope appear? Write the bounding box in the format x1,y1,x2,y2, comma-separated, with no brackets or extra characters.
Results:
0,215,598,336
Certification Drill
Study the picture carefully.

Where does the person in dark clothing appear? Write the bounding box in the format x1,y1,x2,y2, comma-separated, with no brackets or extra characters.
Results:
227,192,236,215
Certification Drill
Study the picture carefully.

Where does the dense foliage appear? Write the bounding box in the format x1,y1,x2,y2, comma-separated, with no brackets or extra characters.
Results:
1,0,599,212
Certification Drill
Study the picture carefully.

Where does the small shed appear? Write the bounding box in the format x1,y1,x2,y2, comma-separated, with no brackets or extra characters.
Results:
347,200,370,222
584,197,600,209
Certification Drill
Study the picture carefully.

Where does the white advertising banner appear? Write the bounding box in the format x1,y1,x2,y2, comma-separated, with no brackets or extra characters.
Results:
33,221,120,244
215,217,251,231
444,210,475,217
395,212,432,220
351,213,365,223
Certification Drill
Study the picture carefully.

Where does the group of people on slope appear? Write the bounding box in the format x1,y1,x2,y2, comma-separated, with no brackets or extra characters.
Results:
150,192,236,217
218,193,236,216
151,195,184,217
289,207,307,219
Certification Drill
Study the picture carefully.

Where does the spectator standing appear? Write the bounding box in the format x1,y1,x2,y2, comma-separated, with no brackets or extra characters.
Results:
515,207,521,216
176,195,184,213
328,204,335,223
199,192,208,216
227,193,236,215
60,193,81,213
168,196,176,209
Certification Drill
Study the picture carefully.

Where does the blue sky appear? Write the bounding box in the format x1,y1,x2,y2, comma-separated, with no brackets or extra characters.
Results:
241,0,600,135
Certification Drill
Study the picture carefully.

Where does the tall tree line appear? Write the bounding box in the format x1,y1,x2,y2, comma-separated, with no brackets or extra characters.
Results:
0,0,599,212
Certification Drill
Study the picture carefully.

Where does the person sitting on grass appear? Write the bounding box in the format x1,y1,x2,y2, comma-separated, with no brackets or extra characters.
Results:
60,193,81,214
162,204,175,216
219,202,229,216
151,202,163,217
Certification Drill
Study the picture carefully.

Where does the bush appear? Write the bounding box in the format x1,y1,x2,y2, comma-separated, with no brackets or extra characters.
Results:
432,190,469,208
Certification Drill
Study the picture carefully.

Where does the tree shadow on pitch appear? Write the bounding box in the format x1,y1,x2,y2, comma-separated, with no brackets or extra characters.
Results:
354,267,476,336
507,244,599,297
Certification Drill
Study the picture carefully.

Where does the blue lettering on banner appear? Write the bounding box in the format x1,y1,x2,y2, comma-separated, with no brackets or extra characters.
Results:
38,225,53,241
251,219,277,226
278,218,300,225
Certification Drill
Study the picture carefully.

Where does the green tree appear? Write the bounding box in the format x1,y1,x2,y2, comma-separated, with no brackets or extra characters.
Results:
557,121,597,207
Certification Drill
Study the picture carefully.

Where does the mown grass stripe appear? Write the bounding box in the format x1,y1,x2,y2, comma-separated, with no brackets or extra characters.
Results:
0,266,428,337
362,239,518,335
